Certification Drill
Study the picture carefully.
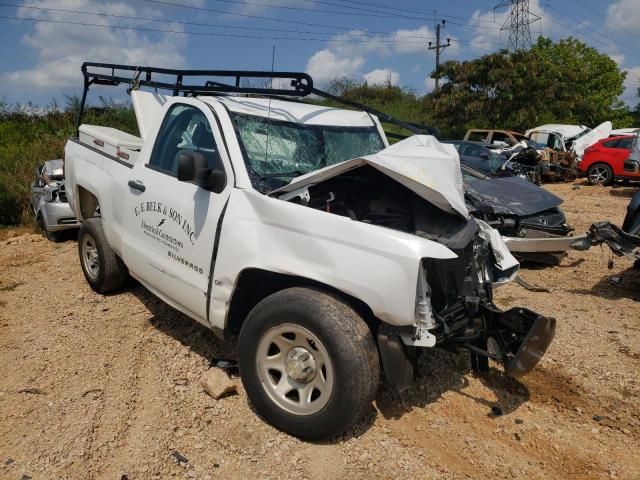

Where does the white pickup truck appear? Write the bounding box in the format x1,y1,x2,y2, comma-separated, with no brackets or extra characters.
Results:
65,64,555,440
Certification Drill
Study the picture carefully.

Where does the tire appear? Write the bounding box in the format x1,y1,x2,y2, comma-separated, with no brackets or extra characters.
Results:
77,218,127,293
587,163,614,186
238,287,380,440
36,212,62,242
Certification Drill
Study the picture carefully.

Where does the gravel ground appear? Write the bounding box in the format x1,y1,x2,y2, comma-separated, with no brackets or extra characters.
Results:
1,181,639,480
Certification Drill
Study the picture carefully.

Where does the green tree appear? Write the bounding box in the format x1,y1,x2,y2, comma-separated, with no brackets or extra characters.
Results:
424,36,632,138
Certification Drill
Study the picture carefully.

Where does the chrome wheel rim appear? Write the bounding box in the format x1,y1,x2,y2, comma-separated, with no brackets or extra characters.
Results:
589,166,610,184
81,234,99,280
256,323,334,416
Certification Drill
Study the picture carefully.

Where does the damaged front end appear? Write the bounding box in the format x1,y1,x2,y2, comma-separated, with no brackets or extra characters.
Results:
464,174,575,265
379,227,555,391
572,190,640,262
572,221,640,261
271,136,555,391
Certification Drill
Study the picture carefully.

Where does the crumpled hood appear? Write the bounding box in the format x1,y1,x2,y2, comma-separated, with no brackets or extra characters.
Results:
465,176,563,216
272,135,469,218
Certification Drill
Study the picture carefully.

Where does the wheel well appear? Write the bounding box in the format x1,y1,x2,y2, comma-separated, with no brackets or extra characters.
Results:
588,161,612,171
77,185,99,219
225,268,378,337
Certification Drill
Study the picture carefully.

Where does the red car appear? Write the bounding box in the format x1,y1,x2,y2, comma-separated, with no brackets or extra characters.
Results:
580,135,638,185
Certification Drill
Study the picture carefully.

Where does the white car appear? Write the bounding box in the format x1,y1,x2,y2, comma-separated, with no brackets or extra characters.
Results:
64,63,555,440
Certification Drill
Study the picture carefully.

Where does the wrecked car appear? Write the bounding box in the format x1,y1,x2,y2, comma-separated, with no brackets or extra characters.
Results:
462,128,578,183
30,159,80,241
446,140,543,184
463,129,529,147
64,63,556,440
461,165,576,265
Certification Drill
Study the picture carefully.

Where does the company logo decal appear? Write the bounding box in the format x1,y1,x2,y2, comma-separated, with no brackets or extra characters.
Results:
134,201,197,250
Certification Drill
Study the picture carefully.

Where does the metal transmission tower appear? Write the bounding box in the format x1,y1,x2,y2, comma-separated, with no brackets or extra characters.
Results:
494,0,540,51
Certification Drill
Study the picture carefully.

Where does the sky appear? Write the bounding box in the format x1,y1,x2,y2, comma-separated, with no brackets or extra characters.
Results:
0,0,639,108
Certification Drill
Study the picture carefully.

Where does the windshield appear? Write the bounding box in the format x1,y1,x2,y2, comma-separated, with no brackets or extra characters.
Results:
231,112,384,183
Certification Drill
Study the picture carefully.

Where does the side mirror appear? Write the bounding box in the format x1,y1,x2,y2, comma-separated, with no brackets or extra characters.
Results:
177,151,197,182
178,150,226,192
206,168,226,193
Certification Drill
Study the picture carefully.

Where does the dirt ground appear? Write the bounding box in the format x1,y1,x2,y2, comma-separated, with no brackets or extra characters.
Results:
1,181,639,480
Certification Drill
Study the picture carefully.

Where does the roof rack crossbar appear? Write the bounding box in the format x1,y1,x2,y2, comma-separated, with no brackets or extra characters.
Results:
75,62,437,137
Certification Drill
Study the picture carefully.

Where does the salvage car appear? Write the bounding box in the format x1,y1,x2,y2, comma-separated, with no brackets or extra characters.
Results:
445,140,541,183
579,135,637,185
64,63,555,440
461,165,575,265
30,159,80,241
463,129,529,146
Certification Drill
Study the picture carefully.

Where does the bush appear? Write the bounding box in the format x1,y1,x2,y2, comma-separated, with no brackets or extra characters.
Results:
0,100,136,226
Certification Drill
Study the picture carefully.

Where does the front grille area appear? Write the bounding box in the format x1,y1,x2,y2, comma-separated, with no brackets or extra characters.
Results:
520,208,566,227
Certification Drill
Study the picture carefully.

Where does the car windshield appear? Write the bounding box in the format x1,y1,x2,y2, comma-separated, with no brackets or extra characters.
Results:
231,112,384,181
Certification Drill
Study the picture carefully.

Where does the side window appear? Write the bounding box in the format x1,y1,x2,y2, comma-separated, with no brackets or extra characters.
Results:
149,104,223,177
618,138,632,150
465,144,486,157
467,132,488,143
603,140,619,148
491,132,513,146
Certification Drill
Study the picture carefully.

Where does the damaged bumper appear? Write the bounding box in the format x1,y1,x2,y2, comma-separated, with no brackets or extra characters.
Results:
480,306,556,378
571,221,640,260
503,232,587,253
378,305,555,391
503,231,585,265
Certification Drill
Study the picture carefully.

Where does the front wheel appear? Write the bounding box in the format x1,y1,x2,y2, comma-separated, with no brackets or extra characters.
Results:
587,163,614,186
77,218,127,293
238,287,380,440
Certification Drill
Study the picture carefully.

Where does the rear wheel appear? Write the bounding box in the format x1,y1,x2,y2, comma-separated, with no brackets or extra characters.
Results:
587,163,614,186
78,218,127,293
36,212,62,242
238,287,379,440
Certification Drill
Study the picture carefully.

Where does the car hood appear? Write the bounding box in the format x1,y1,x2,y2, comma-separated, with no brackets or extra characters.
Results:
465,176,563,216
271,135,469,218
572,121,612,157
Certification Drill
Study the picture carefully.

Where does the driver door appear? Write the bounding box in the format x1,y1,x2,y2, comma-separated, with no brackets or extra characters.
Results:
122,101,232,322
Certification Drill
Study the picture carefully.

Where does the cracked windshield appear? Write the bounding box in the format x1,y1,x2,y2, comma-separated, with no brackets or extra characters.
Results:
232,113,384,178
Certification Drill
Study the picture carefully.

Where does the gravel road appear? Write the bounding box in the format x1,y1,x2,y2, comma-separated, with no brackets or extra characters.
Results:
1,181,639,480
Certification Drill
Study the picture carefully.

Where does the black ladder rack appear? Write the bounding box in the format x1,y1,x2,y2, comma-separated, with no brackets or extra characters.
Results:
76,62,437,137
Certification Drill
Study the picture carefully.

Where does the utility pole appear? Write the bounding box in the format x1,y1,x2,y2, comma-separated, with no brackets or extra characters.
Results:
494,0,540,51
428,19,450,93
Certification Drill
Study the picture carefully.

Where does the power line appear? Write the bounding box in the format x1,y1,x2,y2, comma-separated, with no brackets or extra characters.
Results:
3,2,437,39
542,4,639,58
569,0,640,40
0,15,435,44
137,0,400,33
530,6,640,63
304,0,502,25
164,0,439,21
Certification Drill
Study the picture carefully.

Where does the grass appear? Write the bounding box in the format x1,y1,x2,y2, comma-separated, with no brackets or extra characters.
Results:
0,100,137,226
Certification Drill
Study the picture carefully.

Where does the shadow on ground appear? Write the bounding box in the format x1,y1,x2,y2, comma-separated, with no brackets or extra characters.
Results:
129,284,533,441
609,185,639,198
375,348,530,422
567,264,640,301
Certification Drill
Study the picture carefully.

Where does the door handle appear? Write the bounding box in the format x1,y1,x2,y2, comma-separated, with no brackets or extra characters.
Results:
128,180,146,192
